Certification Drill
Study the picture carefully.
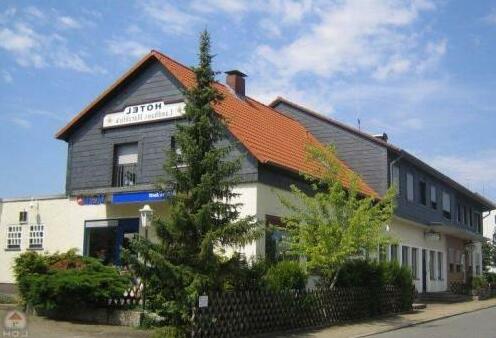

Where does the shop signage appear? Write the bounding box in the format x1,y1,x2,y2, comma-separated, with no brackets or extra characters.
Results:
77,194,106,206
103,101,185,129
111,191,172,204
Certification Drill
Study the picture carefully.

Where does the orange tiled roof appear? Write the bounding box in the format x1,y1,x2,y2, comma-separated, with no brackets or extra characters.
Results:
56,50,377,197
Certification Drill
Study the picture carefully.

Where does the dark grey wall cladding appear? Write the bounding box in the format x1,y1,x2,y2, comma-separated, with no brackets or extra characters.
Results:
273,102,388,196
395,158,484,233
66,59,257,194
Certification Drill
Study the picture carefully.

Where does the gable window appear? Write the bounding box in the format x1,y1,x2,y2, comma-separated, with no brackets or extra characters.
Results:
19,211,28,224
113,143,138,187
170,136,185,167
406,173,414,202
442,192,451,219
29,224,44,249
430,186,437,209
6,225,22,250
419,181,427,205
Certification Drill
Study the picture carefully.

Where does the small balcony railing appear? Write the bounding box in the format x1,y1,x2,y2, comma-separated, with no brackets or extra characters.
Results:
113,163,137,187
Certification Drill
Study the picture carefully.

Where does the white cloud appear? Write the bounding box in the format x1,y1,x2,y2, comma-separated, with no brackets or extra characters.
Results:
107,39,151,59
0,14,102,74
190,0,247,14
428,151,496,198
10,117,31,129
483,9,496,25
25,6,45,20
253,0,436,78
2,70,13,83
140,1,202,35
57,16,82,29
259,19,282,38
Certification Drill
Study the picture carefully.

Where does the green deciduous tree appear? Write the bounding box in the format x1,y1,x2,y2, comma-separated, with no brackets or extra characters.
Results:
124,30,260,326
279,145,396,287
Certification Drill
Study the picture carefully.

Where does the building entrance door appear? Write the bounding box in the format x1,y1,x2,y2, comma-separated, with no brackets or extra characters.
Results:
84,218,139,265
422,249,427,293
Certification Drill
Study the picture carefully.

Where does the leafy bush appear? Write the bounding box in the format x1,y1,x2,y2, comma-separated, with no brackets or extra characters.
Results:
335,259,413,312
484,272,496,284
263,260,307,291
14,250,130,311
471,276,488,290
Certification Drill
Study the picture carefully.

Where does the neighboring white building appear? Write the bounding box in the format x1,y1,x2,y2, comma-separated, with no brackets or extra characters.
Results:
483,210,496,272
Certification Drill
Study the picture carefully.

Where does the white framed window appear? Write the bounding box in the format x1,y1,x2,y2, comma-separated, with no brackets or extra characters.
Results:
411,248,418,279
401,245,409,267
6,225,22,249
442,192,451,219
406,173,414,202
29,224,44,249
437,252,443,280
390,244,399,262
429,250,436,280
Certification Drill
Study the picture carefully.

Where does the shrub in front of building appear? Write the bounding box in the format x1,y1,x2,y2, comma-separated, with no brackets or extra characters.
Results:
335,259,414,313
263,260,307,292
13,250,130,311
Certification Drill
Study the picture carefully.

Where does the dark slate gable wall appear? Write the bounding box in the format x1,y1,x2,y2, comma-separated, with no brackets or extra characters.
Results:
273,102,388,196
65,59,257,194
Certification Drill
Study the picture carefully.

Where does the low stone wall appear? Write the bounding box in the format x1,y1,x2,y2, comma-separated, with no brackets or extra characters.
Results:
31,306,142,327
192,285,413,338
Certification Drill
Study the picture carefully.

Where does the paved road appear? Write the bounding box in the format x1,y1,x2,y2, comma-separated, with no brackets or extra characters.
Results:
1,305,151,338
370,306,496,338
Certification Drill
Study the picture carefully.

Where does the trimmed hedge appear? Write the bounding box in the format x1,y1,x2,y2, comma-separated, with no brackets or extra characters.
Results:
14,250,130,311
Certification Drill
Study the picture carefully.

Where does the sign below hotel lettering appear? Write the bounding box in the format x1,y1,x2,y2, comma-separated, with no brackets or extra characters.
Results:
111,190,173,205
77,194,106,206
103,101,185,129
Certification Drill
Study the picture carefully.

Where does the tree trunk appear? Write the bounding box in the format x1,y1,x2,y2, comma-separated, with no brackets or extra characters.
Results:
329,266,342,289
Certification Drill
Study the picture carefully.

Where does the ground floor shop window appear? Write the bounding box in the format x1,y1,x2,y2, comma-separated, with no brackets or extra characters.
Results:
84,218,139,266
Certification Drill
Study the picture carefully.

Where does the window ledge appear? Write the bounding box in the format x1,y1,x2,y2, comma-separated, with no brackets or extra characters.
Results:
27,247,44,251
4,248,21,252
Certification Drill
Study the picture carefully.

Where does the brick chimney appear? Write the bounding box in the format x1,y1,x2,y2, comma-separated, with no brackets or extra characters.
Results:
225,70,247,97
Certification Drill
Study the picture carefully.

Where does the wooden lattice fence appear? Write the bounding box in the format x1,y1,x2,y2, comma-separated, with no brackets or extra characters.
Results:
192,285,413,337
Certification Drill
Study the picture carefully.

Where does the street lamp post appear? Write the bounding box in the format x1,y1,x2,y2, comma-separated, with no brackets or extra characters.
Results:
139,204,153,315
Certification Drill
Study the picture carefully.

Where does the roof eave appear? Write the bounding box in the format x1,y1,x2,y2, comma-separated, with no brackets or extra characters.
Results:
54,51,160,141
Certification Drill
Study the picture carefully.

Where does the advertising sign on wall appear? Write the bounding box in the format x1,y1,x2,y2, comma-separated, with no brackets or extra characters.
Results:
103,101,185,129
77,194,106,206
111,191,173,204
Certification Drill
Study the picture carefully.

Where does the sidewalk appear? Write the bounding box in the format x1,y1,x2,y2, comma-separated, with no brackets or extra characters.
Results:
269,298,496,338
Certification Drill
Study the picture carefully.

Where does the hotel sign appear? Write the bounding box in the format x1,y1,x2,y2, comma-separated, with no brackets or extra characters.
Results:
103,101,185,129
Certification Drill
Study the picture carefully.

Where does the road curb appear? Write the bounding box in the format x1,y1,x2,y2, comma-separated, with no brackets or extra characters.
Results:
353,303,496,337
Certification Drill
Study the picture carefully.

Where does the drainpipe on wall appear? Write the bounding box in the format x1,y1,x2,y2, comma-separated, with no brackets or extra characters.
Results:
389,154,403,187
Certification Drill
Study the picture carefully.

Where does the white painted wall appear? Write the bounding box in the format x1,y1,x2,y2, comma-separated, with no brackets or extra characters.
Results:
388,217,448,292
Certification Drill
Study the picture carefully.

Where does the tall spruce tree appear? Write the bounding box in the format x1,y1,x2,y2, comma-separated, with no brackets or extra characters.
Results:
124,30,259,325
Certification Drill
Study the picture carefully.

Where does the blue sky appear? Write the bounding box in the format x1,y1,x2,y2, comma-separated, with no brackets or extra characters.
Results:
1,0,496,199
